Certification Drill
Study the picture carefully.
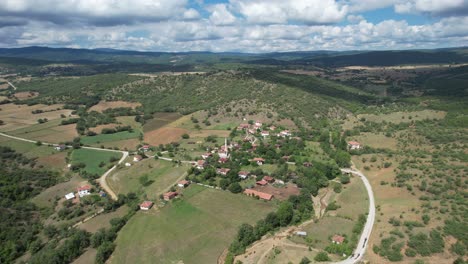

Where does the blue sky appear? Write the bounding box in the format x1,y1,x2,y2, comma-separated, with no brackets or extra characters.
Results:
0,0,467,52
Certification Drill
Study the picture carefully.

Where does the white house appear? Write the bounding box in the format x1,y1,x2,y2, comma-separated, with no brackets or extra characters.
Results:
348,141,361,150
261,131,269,137
133,155,143,162
77,185,91,198
238,171,250,179
278,130,292,137
125,162,132,167
65,192,75,200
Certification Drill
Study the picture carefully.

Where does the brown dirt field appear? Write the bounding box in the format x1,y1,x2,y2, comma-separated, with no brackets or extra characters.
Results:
34,124,78,143
252,183,300,201
0,83,9,90
88,101,141,112
189,129,230,138
144,127,188,145
0,103,73,131
13,91,39,100
36,151,68,169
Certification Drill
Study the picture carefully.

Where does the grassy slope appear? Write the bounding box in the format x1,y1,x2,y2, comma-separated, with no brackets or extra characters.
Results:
80,130,140,145
71,148,121,175
107,159,187,198
111,185,276,264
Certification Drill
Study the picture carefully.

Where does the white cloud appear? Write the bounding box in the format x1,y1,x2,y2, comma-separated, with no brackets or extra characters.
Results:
208,4,237,26
395,0,467,15
231,0,347,25
0,0,190,25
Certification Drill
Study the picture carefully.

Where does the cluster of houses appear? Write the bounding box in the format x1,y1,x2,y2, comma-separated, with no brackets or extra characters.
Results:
139,180,191,211
64,185,92,201
237,121,292,139
243,175,280,201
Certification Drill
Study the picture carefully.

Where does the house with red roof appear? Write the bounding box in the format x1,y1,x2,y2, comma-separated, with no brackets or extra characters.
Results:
278,130,292,137
140,201,154,210
195,160,206,170
201,153,212,159
178,180,190,188
237,124,250,130
238,171,250,179
163,191,178,201
261,131,270,137
77,185,91,197
256,179,268,186
253,157,265,165
263,176,275,183
218,157,229,163
348,141,361,150
217,168,231,176
133,155,143,162
332,234,345,244
244,189,273,201
141,145,150,151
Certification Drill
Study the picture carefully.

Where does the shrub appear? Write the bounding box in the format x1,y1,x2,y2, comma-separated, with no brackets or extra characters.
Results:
314,252,330,262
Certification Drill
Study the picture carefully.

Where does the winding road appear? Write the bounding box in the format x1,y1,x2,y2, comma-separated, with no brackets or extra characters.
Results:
0,132,128,200
1,127,376,262
336,168,376,264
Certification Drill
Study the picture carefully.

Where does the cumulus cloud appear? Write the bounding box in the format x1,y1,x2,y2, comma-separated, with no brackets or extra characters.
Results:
0,0,191,26
208,4,237,26
0,0,466,52
231,0,347,25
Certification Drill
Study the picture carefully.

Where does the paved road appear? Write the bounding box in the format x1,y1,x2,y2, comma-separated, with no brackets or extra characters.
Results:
0,132,128,200
336,168,376,264
7,81,18,90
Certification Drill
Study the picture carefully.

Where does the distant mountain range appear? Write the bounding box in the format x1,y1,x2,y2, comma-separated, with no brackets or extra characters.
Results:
0,46,467,67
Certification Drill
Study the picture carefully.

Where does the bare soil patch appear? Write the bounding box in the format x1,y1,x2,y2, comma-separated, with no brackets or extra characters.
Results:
88,101,141,113
36,151,68,169
144,127,188,145
13,91,39,100
189,129,230,138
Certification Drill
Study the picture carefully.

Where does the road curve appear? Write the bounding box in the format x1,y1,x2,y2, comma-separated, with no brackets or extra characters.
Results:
0,132,127,200
336,168,376,264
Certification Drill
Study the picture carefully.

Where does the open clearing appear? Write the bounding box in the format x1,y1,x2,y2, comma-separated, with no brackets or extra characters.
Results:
143,112,182,132
13,91,39,100
78,206,129,233
7,119,78,143
144,126,188,145
0,103,74,132
88,100,141,112
108,159,187,198
71,148,121,176
81,130,140,145
0,135,64,159
110,185,276,264
32,175,87,208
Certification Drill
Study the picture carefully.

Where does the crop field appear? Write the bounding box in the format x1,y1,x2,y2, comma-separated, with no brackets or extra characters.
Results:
80,130,140,145
144,126,188,145
108,159,187,198
7,120,78,143
88,100,141,112
110,185,276,264
0,103,74,132
143,112,182,132
71,148,121,175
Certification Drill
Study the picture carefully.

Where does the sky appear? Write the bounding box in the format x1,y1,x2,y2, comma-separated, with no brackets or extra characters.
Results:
0,0,467,52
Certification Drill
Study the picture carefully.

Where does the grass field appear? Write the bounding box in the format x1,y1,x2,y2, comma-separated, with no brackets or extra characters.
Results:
32,174,87,208
71,148,121,175
88,101,141,112
0,135,64,159
334,175,369,220
4,118,78,143
143,112,182,132
78,206,129,233
353,133,398,150
81,130,140,145
108,159,187,198
110,185,276,264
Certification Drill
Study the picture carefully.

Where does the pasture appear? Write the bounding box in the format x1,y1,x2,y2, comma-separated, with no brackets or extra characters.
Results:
71,148,121,176
110,185,276,264
107,159,187,199
32,174,87,208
